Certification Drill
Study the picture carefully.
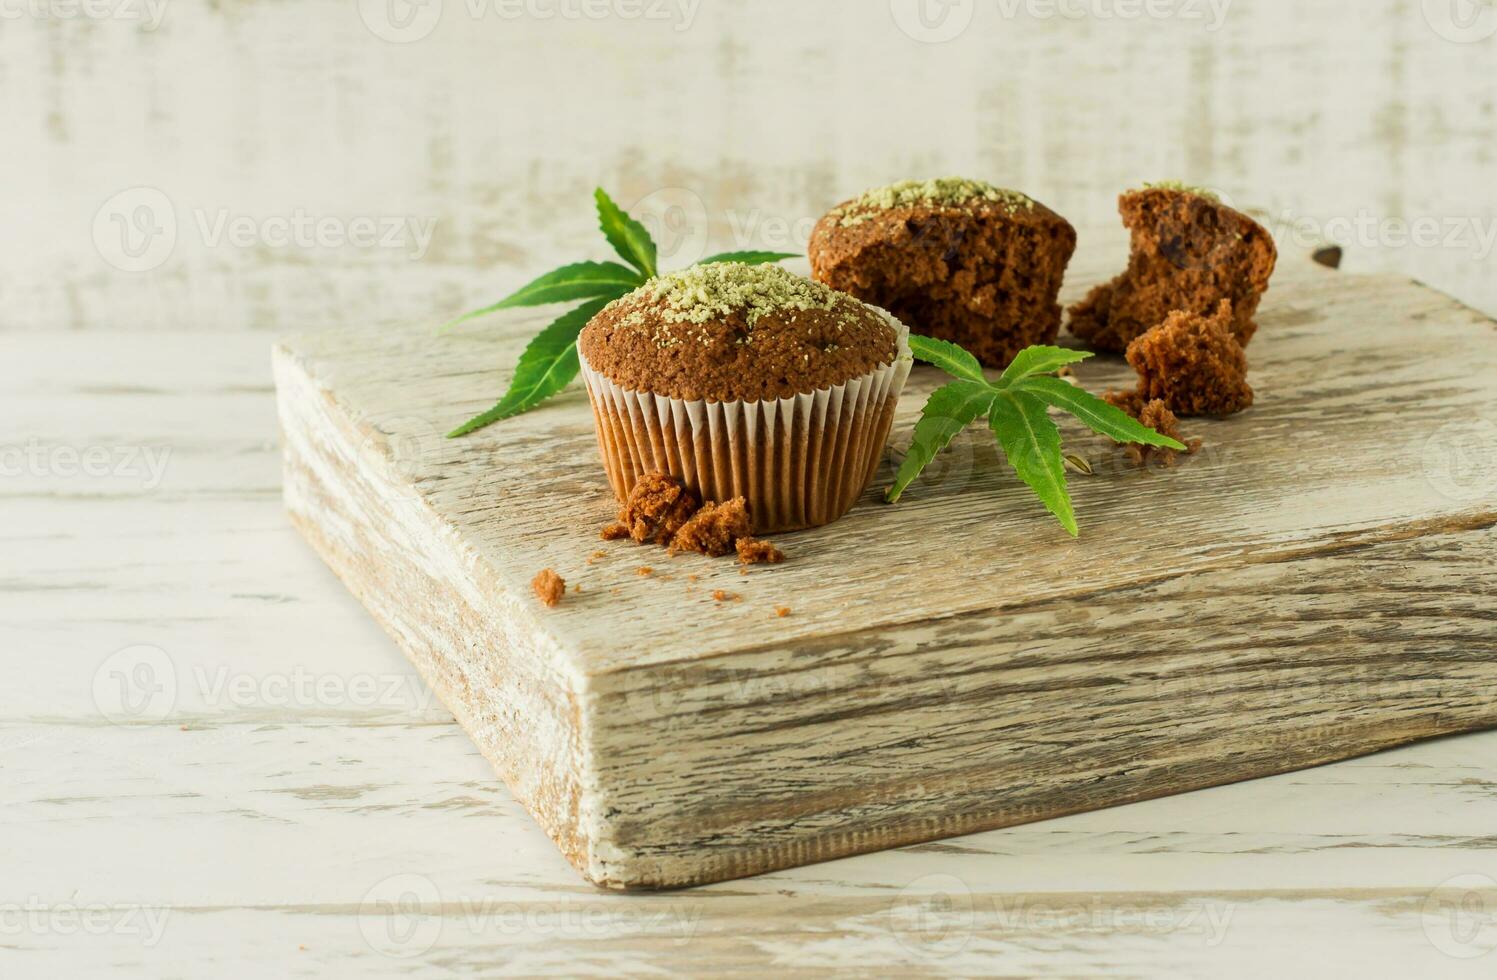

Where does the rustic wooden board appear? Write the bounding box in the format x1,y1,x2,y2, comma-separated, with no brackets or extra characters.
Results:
273,258,1497,890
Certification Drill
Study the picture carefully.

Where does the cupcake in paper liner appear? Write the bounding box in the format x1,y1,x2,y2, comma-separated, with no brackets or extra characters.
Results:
577,262,913,533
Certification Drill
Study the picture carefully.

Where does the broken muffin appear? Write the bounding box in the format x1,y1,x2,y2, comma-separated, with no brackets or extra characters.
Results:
1122,300,1255,417
1069,182,1277,353
809,177,1077,369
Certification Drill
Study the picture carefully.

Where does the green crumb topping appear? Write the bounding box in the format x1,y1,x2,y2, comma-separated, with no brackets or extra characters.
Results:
834,177,1033,226
626,262,853,327
1141,180,1222,203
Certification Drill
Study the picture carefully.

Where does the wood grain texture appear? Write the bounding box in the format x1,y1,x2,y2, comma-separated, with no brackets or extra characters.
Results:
273,258,1497,890
7,0,1497,336
8,320,1497,974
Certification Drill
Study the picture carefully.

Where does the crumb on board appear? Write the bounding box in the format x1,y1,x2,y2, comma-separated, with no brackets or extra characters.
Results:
1105,395,1203,468
670,497,751,557
736,538,785,565
775,606,791,618
532,568,565,608
637,566,654,576
619,473,700,545
712,590,741,603
601,522,631,541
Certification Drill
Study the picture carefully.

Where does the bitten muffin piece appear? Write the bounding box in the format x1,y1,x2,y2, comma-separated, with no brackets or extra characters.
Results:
1125,300,1255,416
1069,182,1277,353
670,498,752,557
809,177,1077,369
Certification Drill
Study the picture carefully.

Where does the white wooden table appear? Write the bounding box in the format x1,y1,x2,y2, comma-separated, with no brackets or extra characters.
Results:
7,1,1497,972
7,273,1497,976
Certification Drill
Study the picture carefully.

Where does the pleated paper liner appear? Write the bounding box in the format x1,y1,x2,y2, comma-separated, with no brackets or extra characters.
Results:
579,310,913,534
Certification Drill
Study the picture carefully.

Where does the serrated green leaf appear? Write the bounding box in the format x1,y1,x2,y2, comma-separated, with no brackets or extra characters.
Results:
988,390,1078,537
438,262,640,333
447,298,612,438
884,381,996,503
595,188,658,278
997,345,1093,386
1017,376,1187,450
697,250,800,266
908,334,988,384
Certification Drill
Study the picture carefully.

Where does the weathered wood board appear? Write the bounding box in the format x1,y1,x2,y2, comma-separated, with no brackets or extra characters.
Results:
273,258,1497,890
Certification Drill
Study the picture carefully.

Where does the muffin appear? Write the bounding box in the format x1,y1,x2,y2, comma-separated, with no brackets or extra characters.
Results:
577,263,913,533
1069,182,1277,353
808,177,1077,369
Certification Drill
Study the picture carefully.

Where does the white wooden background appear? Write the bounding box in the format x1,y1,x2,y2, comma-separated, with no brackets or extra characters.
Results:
5,0,1497,975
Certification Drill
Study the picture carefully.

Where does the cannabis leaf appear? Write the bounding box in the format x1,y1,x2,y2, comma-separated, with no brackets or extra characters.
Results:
446,298,612,438
886,336,1186,536
438,261,640,333
594,188,658,279
445,188,798,436
699,250,801,265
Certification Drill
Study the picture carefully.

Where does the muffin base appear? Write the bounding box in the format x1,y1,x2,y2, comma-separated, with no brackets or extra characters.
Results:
579,312,912,534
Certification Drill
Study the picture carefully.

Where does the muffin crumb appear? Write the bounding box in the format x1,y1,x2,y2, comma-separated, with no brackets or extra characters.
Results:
637,566,654,576
670,497,752,557
618,473,699,545
775,606,791,618
531,569,565,609
712,590,740,603
601,522,631,541
1126,300,1255,416
736,538,785,565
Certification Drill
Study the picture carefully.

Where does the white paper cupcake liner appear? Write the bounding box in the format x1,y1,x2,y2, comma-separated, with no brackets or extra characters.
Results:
579,309,913,533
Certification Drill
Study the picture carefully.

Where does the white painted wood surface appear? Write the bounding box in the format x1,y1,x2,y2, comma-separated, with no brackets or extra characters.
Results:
8,0,1497,973
6,251,1495,974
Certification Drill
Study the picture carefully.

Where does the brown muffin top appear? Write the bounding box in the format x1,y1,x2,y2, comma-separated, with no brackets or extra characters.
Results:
827,177,1035,227
810,179,1072,258
578,263,901,402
